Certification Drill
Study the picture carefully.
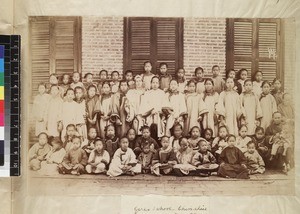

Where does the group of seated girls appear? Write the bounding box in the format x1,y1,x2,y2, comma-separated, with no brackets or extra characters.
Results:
29,61,294,178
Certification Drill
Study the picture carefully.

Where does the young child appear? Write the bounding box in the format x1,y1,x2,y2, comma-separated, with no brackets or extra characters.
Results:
62,124,77,153
139,76,166,140
184,80,208,136
94,81,113,138
176,68,187,93
159,62,172,91
32,83,50,136
236,125,252,153
188,126,206,155
252,71,263,97
29,132,51,171
218,135,249,179
60,73,71,96
97,69,108,94
82,127,98,156
240,79,263,135
226,69,242,94
110,70,120,93
164,79,187,137
45,85,63,137
111,80,130,137
141,61,155,90
216,78,242,136
104,124,119,159
202,128,214,151
58,136,88,175
60,88,77,141
86,85,99,131
252,127,269,163
151,136,177,176
134,125,159,157
70,72,84,90
244,141,265,174
211,65,225,94
74,86,88,141
202,78,219,137
259,81,277,130
271,78,284,106
126,75,146,135
83,72,96,91
86,139,110,174
137,144,154,174
173,138,197,176
192,139,219,176
107,137,141,177
39,137,66,175
124,70,135,89
47,74,59,91
237,68,248,92
126,128,137,150
211,126,228,158
194,67,206,94
168,123,184,153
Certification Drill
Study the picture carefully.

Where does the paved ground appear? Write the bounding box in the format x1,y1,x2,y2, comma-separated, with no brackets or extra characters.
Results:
28,169,295,196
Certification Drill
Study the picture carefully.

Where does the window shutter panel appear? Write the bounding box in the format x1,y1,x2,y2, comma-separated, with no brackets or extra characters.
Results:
258,19,280,83
53,17,82,78
30,17,51,95
233,20,253,76
156,18,178,77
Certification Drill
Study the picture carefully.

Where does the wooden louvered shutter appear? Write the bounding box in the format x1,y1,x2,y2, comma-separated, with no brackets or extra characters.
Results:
30,17,51,96
124,17,183,76
30,16,82,96
226,18,282,83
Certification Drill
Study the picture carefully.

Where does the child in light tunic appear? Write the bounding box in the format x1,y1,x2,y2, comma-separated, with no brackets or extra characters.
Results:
236,125,252,153
244,141,265,174
86,139,110,174
173,138,196,176
107,138,141,177
39,137,66,175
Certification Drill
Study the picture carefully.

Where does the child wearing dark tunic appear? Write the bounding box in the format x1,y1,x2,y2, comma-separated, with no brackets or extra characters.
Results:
58,136,88,175
104,124,119,159
126,128,137,150
218,135,249,179
137,144,154,174
159,62,172,91
252,127,270,163
134,126,159,157
82,127,97,156
151,136,177,176
192,139,219,177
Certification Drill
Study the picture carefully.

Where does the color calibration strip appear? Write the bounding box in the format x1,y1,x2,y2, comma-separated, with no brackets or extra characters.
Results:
0,35,21,176
0,45,4,166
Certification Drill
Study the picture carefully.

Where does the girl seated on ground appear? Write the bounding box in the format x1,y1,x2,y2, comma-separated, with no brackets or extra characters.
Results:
218,135,249,179
192,139,219,177
107,137,141,177
244,141,265,175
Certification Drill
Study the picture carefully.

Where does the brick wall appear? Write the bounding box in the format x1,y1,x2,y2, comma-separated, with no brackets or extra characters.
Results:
82,17,123,79
183,18,226,79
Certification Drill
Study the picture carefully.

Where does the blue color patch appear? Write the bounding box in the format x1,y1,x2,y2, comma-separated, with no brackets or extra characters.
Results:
0,59,4,73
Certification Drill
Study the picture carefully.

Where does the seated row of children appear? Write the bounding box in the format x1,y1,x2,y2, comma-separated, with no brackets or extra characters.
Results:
29,109,292,178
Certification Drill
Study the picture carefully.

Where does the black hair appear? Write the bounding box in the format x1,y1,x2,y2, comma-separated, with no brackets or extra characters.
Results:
140,125,150,132
159,62,168,68
94,138,107,150
87,84,97,91
150,75,160,83
124,70,133,75
237,68,248,79
204,78,214,86
194,67,204,76
226,134,236,141
261,80,271,88
244,79,252,85
272,111,282,117
272,78,281,85
66,124,76,130
64,88,75,97
255,126,265,134
111,71,120,76
226,69,236,79
84,72,93,79
246,141,255,147
37,82,47,89
218,125,229,133
239,125,248,131
203,128,213,137
187,79,196,86
144,61,152,66
212,65,220,70
38,132,48,139
99,69,108,76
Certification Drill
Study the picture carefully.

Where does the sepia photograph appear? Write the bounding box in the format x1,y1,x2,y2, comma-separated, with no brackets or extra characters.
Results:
27,16,295,196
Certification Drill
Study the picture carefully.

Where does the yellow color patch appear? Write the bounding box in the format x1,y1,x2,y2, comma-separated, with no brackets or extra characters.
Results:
0,86,4,99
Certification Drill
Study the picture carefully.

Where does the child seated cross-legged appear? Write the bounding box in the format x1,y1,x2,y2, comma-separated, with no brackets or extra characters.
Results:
173,138,197,176
244,141,265,175
192,139,219,177
58,136,88,175
134,125,159,157
211,126,228,160
151,136,177,176
82,127,97,156
188,126,206,155
217,135,249,179
29,132,52,171
86,138,110,174
137,144,154,174
107,137,141,177
39,137,66,176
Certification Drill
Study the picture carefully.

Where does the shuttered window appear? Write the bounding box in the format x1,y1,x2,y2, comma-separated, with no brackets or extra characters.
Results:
29,16,82,96
226,18,282,83
123,17,183,76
